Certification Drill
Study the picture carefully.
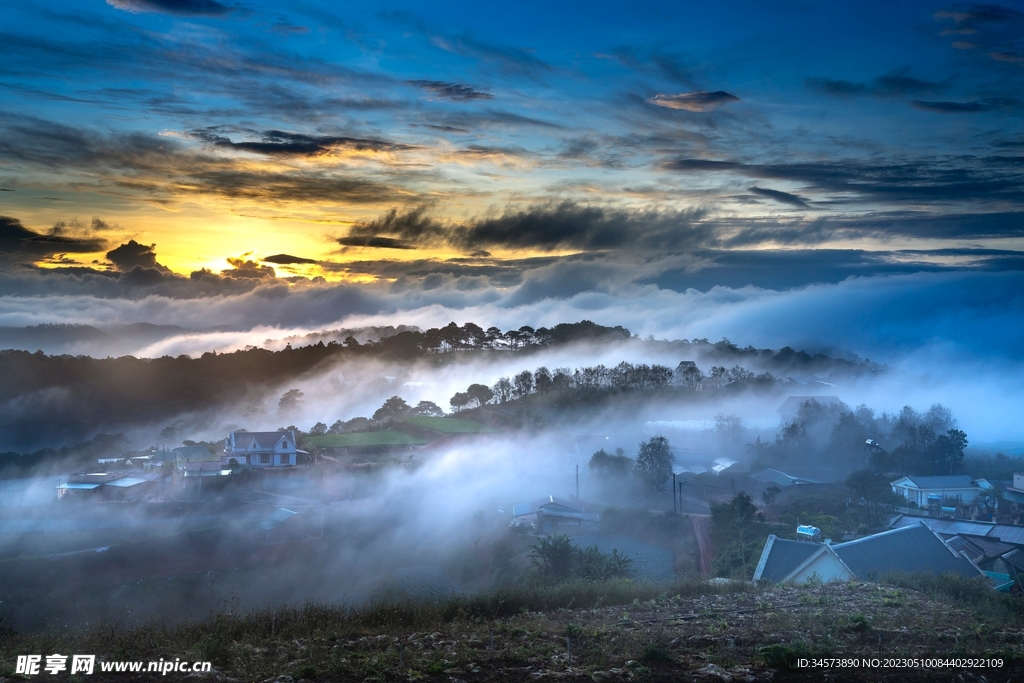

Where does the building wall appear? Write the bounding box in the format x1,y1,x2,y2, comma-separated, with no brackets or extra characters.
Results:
894,485,980,506
788,551,854,585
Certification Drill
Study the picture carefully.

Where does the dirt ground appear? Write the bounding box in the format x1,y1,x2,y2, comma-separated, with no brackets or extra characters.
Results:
5,581,1020,683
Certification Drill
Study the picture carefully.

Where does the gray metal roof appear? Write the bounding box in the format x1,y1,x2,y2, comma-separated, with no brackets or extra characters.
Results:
1002,549,1024,572
232,431,293,449
754,536,820,582
833,523,982,580
946,536,984,563
104,477,148,488
173,445,218,462
57,482,100,490
889,515,1024,548
960,535,1016,559
897,475,976,489
991,525,1024,546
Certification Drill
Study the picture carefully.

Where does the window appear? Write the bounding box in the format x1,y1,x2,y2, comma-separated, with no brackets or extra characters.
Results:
260,453,270,464
280,454,290,465
282,441,288,449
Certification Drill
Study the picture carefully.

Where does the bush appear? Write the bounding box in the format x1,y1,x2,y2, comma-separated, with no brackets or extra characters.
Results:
879,571,1024,626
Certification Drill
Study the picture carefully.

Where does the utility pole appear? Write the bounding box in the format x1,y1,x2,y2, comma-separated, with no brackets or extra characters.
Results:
672,472,677,514
575,464,579,499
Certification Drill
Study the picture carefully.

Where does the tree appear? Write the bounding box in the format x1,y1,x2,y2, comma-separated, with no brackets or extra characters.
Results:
710,492,769,578
308,421,328,436
492,376,514,403
761,484,781,506
534,366,552,393
589,448,633,477
373,396,410,421
635,435,673,490
278,389,304,412
450,391,471,412
466,383,494,407
846,469,905,527
410,400,444,417
513,370,534,398
528,534,575,579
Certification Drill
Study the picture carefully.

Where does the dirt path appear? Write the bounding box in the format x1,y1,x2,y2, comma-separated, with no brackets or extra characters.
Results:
689,513,712,574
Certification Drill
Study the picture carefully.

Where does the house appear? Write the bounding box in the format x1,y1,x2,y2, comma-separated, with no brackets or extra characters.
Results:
890,475,989,507
224,430,299,467
511,496,600,533
1003,473,1024,505
56,470,162,501
173,445,220,473
754,522,984,585
752,536,854,585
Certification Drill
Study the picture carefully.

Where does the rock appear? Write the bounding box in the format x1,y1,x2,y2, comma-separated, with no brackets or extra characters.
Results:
697,664,732,682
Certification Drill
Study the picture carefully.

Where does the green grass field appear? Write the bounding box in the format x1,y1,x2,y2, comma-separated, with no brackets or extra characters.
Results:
305,431,429,448
402,416,493,433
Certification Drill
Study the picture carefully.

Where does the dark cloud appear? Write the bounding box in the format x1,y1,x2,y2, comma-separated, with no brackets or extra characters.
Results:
0,116,413,205
337,236,416,250
419,124,471,134
664,155,1024,204
749,186,811,208
192,129,414,156
0,215,106,260
935,5,1023,26
990,51,1024,62
805,71,945,98
106,240,169,272
647,90,740,112
408,80,494,101
910,98,1017,112
345,202,712,253
804,78,869,96
106,0,232,17
223,258,276,279
262,254,318,265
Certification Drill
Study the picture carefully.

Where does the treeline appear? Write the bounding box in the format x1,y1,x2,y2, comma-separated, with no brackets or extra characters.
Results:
754,400,969,477
448,361,778,410
0,321,629,451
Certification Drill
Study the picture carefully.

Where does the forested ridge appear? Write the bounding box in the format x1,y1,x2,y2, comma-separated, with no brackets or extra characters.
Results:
0,320,881,451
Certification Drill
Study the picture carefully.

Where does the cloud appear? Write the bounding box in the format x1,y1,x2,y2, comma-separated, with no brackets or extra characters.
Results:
0,116,413,206
663,155,1024,205
935,5,1023,26
223,257,276,279
805,71,945,98
408,80,494,101
344,202,712,253
990,51,1024,62
337,236,416,250
106,0,232,17
910,98,1017,112
647,90,740,112
191,129,414,157
748,186,810,209
106,240,169,272
0,215,106,261
262,254,318,265
428,33,552,80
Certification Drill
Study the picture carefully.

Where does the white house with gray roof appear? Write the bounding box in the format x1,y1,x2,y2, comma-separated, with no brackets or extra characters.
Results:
224,430,298,467
890,475,990,507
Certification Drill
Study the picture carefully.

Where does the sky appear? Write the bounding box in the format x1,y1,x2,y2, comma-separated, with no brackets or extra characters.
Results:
1,0,1023,362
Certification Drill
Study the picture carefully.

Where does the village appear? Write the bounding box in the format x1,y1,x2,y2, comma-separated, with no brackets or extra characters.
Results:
11,387,1024,607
